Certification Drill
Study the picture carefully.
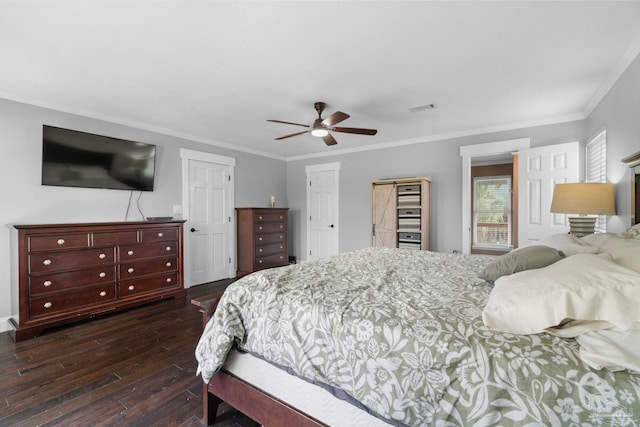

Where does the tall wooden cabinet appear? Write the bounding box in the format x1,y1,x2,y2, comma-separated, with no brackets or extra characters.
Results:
236,208,289,277
371,177,431,250
10,221,186,341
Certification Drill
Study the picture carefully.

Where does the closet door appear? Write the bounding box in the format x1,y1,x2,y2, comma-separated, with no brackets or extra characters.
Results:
371,183,397,248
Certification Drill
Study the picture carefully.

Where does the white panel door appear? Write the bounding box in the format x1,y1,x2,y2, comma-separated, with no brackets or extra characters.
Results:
518,142,579,245
307,164,339,261
187,159,233,285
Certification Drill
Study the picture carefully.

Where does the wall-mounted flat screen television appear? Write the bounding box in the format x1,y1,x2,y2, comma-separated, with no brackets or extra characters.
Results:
42,125,156,191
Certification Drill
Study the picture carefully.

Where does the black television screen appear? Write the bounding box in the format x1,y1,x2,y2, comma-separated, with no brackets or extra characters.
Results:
42,125,156,191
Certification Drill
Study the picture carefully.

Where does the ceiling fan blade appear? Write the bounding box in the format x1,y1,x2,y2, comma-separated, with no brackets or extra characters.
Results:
274,130,310,140
267,119,310,128
322,111,349,127
332,126,378,135
322,133,338,146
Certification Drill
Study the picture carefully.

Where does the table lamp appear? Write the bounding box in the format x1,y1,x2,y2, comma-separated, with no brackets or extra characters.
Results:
550,183,616,237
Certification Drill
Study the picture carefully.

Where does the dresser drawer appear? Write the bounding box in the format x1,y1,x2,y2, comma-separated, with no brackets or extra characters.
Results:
119,241,178,261
29,248,115,273
255,252,287,269
256,233,286,244
255,243,285,257
29,266,116,295
141,228,179,242
29,233,90,252
253,212,287,223
92,230,138,246
119,257,178,280
254,223,286,234
399,232,421,242
119,272,180,297
30,284,117,318
397,185,421,194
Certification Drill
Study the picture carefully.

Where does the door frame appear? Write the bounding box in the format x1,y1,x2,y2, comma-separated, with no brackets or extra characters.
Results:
180,148,236,287
460,138,530,255
306,162,340,262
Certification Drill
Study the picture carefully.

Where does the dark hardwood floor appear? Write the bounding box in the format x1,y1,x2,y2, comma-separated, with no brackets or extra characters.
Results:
0,280,260,427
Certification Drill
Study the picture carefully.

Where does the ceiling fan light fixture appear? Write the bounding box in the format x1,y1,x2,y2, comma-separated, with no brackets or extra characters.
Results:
311,119,329,137
311,128,329,137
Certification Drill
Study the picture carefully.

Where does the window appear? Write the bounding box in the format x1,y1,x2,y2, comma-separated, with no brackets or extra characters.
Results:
473,176,512,249
586,130,607,232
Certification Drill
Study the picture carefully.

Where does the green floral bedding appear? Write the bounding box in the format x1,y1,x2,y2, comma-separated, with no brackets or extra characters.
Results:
195,248,640,426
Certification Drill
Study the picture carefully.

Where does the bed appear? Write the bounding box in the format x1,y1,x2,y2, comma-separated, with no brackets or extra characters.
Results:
192,156,640,426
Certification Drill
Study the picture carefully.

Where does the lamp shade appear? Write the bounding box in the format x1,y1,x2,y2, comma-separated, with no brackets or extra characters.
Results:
550,183,616,215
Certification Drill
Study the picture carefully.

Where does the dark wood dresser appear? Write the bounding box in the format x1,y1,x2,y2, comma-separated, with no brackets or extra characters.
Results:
236,208,288,277
10,221,186,341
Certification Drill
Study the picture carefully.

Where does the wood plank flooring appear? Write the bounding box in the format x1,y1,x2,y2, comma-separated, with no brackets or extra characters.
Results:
0,280,260,427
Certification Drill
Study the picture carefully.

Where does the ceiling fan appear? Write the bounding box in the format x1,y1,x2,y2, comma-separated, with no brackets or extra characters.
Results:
267,102,377,146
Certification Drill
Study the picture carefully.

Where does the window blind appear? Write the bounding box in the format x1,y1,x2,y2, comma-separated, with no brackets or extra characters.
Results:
586,130,607,232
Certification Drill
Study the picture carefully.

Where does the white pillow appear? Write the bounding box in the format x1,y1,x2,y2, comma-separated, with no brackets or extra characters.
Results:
482,254,640,334
538,233,600,256
582,232,640,258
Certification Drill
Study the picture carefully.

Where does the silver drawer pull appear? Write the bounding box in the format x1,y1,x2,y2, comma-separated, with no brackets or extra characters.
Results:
258,237,263,241
44,302,53,309
165,246,171,251
280,216,283,219
280,225,283,229
157,232,164,237
128,250,134,256
166,262,172,267
43,259,52,266
128,268,134,273
258,226,263,230
258,248,263,253
258,216,263,220
99,253,107,259
43,280,52,287
99,291,107,297
128,285,135,291
280,245,283,249
258,260,263,264
280,235,283,239
99,272,106,278
57,239,65,245
280,256,283,260
166,278,172,283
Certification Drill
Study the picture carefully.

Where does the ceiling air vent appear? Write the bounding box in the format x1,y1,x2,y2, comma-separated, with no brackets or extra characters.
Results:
408,103,437,113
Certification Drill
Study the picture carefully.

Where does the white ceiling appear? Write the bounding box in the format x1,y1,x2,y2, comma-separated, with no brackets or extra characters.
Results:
2,1,640,160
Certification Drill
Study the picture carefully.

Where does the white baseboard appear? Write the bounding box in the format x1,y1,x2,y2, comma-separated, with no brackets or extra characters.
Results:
0,316,11,334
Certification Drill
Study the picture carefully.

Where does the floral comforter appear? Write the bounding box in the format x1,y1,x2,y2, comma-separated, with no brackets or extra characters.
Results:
195,248,640,426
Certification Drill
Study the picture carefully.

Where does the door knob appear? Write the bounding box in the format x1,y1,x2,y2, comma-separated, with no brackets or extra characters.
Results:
329,224,334,228
190,228,200,232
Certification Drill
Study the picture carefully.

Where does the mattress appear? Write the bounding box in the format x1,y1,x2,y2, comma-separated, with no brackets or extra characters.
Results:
224,349,392,427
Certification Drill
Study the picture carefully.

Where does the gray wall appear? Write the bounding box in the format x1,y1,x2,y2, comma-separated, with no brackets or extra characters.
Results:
286,121,586,260
0,98,287,329
586,52,640,231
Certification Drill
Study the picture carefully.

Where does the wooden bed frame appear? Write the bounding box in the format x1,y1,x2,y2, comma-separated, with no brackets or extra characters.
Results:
622,150,640,225
191,150,640,426
191,295,327,427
